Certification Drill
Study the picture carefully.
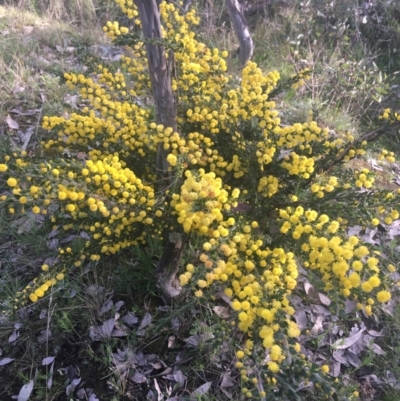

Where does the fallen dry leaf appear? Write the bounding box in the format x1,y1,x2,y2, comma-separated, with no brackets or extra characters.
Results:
17,380,34,401
371,343,385,355
90,318,115,341
213,305,230,318
333,328,365,350
294,307,309,330
42,356,55,365
388,220,400,238
21,127,34,151
133,371,147,384
311,304,331,316
310,315,324,335
191,382,212,398
66,378,81,396
38,328,52,343
318,292,331,306
332,349,348,365
8,323,22,343
345,350,362,367
0,357,14,366
359,227,380,245
304,281,320,303
221,371,235,398
6,115,19,130
99,299,114,315
121,311,139,326
137,312,152,336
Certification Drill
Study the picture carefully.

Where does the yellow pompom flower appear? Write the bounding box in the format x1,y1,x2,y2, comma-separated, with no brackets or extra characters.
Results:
29,293,38,303
352,260,363,271
287,321,301,337
376,290,391,303
321,365,329,373
179,273,189,286
232,300,242,311
368,276,380,288
361,282,372,293
236,350,245,359
56,273,65,281
197,279,207,288
167,153,177,166
232,188,240,198
267,361,279,373
66,204,76,212
270,345,282,361
203,242,212,251
7,177,17,187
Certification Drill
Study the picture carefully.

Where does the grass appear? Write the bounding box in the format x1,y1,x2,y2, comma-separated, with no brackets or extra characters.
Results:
0,4,111,136
0,1,400,400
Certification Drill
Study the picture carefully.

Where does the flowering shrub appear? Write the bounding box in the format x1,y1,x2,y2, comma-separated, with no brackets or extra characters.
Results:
0,1,399,399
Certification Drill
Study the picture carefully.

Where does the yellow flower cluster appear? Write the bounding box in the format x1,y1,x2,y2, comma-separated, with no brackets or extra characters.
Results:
373,205,399,226
344,144,367,161
258,175,279,198
378,148,396,163
103,20,130,39
279,206,393,314
27,272,64,303
113,0,140,22
310,175,341,198
354,168,375,189
178,212,301,366
171,169,233,234
0,152,160,302
291,68,311,89
379,107,400,122
281,152,314,178
42,81,156,176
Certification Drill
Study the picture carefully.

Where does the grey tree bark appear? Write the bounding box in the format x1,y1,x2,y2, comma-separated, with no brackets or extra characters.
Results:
135,0,176,183
226,0,254,67
135,0,183,303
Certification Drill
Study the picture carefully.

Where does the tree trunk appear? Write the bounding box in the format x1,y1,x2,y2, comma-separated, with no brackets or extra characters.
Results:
226,0,254,67
135,0,176,184
135,0,183,303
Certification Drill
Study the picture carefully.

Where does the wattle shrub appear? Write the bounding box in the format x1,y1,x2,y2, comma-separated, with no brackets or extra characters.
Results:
0,1,399,399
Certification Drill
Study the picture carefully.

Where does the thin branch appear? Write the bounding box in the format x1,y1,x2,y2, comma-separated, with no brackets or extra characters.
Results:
326,122,400,172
